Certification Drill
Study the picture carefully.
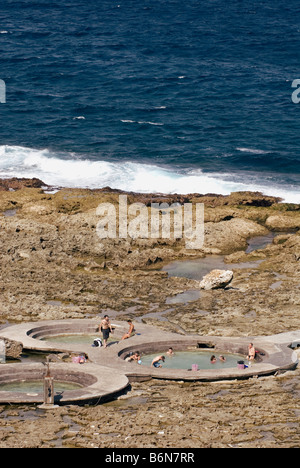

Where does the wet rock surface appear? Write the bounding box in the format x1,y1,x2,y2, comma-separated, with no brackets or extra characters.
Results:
0,337,22,359
0,181,299,447
0,184,298,336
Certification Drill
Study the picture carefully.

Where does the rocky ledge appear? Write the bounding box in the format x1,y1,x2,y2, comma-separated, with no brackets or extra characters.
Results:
0,337,23,360
0,177,47,192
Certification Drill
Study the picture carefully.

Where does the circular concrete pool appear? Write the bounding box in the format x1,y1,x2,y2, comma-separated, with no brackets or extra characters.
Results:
140,350,246,370
0,319,298,390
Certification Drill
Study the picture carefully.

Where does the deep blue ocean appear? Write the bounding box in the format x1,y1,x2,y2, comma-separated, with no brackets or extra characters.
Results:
0,0,299,201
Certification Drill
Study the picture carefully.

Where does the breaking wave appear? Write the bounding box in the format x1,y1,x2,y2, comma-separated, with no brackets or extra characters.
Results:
0,145,299,203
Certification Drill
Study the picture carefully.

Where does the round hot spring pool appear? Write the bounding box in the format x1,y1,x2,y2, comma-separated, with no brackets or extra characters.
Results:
0,380,82,394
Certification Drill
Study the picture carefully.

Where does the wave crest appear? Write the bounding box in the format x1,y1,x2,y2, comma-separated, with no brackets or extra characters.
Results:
0,145,299,203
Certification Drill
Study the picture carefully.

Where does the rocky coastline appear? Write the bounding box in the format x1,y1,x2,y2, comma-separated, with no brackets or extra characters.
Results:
0,178,299,448
0,178,299,337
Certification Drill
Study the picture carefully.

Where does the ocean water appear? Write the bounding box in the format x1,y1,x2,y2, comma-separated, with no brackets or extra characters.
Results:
0,0,299,202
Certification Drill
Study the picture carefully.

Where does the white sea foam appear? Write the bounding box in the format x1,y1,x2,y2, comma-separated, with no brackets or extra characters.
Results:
137,121,164,126
0,145,299,203
121,120,164,126
236,147,270,154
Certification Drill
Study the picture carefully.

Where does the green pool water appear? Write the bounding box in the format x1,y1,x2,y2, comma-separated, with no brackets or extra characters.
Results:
140,350,245,370
41,334,101,345
0,380,82,393
41,333,118,345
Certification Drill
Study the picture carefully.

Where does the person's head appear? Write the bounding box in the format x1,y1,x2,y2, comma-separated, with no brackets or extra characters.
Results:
134,351,140,357
104,315,109,319
210,355,216,361
168,347,173,352
128,319,132,323
161,356,165,361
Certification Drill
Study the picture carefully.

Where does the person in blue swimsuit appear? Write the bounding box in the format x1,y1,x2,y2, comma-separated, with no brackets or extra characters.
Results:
151,355,165,368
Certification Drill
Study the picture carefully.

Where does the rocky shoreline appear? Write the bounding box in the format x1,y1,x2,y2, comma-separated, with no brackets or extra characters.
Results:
0,178,299,336
0,178,299,448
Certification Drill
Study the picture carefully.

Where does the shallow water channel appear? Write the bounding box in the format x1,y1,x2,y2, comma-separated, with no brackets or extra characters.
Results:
162,255,263,281
161,231,283,281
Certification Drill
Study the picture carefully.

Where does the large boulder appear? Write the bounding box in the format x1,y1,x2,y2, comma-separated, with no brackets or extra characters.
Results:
199,269,233,290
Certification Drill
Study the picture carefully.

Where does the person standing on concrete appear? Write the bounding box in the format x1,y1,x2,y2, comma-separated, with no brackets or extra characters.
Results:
100,315,112,348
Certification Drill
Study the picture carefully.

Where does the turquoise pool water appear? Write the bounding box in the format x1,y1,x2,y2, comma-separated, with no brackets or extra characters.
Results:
41,334,98,345
41,333,118,345
140,350,245,370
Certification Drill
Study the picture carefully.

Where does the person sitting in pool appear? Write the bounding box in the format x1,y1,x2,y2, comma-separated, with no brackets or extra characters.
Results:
210,355,217,364
126,351,141,364
167,347,174,356
151,355,165,368
121,320,136,341
219,355,226,362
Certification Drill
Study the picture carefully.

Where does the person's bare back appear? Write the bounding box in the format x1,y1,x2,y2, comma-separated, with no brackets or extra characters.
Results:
121,320,135,340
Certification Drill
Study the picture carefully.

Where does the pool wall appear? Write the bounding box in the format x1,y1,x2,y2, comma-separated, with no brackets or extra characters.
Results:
27,322,99,340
